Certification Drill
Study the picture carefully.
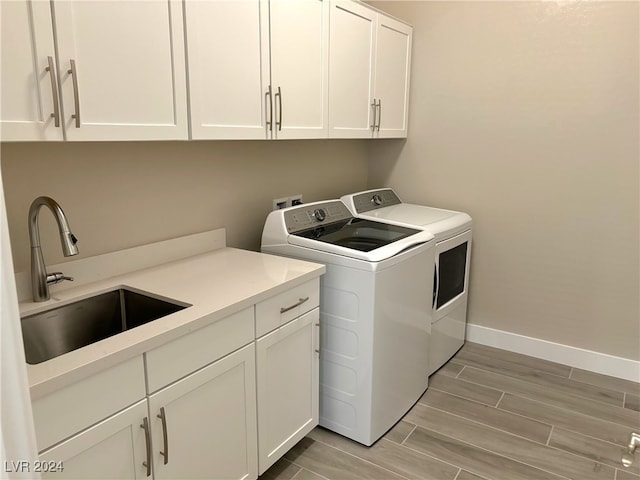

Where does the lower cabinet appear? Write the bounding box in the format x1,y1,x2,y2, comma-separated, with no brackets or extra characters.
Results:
39,400,149,479
256,308,319,474
33,278,321,480
148,344,258,480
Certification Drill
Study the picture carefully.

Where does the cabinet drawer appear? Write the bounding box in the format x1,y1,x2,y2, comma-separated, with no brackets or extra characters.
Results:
146,307,254,393
32,355,145,452
256,278,319,338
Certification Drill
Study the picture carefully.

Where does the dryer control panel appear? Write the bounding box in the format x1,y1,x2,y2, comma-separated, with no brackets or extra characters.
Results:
352,189,401,213
284,201,353,233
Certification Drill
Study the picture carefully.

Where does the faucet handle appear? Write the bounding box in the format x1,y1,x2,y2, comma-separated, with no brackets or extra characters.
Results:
46,272,74,285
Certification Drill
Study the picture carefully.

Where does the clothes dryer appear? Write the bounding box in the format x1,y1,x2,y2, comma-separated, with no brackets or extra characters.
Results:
262,200,435,445
341,188,472,375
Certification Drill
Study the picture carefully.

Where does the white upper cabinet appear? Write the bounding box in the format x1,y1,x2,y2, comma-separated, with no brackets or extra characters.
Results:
53,0,188,141
1,0,188,142
2,0,408,142
328,1,377,138
328,0,412,138
185,0,328,140
374,14,412,138
269,0,329,139
0,0,62,141
185,0,269,140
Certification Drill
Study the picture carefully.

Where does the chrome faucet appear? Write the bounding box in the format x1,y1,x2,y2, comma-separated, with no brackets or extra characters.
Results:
29,196,79,302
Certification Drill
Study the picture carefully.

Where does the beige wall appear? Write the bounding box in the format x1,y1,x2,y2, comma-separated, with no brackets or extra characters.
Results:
369,1,639,360
1,140,369,273
2,0,638,363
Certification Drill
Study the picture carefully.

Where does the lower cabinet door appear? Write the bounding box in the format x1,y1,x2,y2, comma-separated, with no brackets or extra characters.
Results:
148,344,258,480
39,400,149,479
256,308,319,474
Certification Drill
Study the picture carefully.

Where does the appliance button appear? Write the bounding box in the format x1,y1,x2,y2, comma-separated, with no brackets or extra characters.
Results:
372,194,383,206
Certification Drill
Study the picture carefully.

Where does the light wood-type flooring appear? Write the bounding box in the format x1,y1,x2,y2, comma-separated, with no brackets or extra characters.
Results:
260,342,640,480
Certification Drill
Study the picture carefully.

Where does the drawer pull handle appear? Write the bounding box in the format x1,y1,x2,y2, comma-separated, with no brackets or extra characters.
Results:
140,417,151,477
157,407,169,464
280,296,309,314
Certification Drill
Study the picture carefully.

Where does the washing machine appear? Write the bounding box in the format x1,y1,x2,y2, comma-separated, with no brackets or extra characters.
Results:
341,188,472,375
261,200,435,446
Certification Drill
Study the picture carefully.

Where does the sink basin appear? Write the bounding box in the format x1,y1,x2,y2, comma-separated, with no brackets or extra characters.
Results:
21,288,189,364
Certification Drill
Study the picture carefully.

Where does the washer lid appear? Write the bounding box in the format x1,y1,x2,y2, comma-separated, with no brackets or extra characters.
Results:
293,218,421,252
287,222,433,262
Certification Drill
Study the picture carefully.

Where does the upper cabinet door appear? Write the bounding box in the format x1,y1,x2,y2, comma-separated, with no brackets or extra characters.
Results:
185,0,270,140
269,0,329,139
328,0,377,138
0,0,63,141
373,14,412,138
53,0,188,141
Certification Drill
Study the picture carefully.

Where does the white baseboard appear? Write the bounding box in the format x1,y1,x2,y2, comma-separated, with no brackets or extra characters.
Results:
466,323,640,383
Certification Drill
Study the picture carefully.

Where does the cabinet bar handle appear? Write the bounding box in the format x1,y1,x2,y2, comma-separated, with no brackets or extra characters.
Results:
140,417,151,477
370,99,377,131
275,86,283,131
157,407,169,465
67,59,80,128
45,56,60,127
376,99,382,131
265,85,273,131
280,296,309,314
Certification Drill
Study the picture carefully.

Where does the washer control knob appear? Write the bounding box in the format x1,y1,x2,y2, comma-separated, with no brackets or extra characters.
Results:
371,194,383,206
313,208,326,222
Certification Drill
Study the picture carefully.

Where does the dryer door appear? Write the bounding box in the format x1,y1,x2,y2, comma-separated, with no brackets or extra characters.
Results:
434,229,472,314
430,229,472,375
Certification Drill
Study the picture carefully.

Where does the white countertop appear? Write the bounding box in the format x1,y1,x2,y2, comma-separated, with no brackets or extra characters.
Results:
20,247,325,400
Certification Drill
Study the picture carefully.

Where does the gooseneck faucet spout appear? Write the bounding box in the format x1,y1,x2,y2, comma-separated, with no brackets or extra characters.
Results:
29,196,79,302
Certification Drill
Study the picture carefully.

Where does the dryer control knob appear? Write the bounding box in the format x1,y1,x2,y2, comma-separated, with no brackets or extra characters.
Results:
313,208,326,222
371,194,383,206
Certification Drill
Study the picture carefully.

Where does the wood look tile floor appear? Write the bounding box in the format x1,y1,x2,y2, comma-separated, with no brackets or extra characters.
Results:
260,342,640,480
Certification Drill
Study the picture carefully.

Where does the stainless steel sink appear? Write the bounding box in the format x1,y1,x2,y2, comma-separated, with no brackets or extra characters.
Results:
21,288,189,364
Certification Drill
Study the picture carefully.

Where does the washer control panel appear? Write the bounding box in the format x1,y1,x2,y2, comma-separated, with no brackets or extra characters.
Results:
284,201,352,233
352,189,401,213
